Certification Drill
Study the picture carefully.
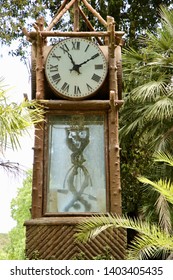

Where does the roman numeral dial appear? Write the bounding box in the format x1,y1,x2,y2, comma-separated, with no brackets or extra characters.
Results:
45,38,108,100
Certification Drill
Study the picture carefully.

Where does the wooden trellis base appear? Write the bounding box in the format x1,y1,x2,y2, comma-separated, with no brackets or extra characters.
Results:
25,218,126,260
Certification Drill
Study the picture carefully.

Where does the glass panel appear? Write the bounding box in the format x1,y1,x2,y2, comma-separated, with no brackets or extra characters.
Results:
46,114,106,213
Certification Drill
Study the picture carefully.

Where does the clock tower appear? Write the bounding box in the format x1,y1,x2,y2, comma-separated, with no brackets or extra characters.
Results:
24,0,126,260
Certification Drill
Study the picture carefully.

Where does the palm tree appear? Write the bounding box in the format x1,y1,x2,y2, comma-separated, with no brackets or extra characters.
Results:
0,78,44,173
120,6,173,152
76,152,173,259
119,6,173,221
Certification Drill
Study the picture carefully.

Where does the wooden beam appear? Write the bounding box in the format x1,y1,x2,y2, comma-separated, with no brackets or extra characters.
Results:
82,0,107,27
73,0,79,31
50,0,69,24
33,17,46,100
46,0,77,31
40,100,110,111
32,122,44,218
29,30,110,38
107,17,122,215
78,6,103,45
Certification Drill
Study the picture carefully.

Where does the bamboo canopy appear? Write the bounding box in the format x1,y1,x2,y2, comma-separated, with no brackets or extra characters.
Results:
46,0,107,31
23,0,124,44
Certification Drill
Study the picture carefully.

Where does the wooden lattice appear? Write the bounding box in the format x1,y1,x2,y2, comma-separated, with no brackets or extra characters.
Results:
25,218,126,260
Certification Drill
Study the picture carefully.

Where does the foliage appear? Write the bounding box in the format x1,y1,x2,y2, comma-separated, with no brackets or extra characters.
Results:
76,214,173,259
119,6,173,217
0,0,172,56
0,234,10,259
120,143,155,215
138,151,173,232
76,153,173,259
120,6,173,152
0,0,64,57
0,170,32,260
73,247,114,260
0,78,44,173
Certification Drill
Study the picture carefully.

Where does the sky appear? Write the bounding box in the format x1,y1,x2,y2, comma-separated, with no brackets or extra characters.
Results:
0,45,33,233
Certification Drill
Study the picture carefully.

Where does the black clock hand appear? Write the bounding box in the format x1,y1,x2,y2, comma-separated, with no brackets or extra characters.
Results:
70,53,100,74
67,51,76,66
61,48,76,66
78,53,99,67
61,49,82,74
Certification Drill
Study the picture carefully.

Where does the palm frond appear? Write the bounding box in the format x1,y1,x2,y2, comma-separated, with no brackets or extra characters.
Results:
76,214,173,259
153,151,173,167
149,128,173,152
0,90,44,152
76,214,114,243
138,177,173,205
155,194,172,233
0,159,23,176
137,176,173,233
123,47,145,65
144,96,173,122
130,80,168,102
76,214,156,242
129,230,173,259
160,6,173,37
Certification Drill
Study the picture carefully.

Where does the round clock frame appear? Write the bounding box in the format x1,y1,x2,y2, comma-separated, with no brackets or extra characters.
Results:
45,38,108,100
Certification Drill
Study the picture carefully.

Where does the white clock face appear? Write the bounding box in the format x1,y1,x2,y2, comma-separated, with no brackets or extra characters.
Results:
45,38,108,100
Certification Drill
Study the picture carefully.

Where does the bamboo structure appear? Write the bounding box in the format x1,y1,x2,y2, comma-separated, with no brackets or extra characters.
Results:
24,0,126,260
33,17,46,99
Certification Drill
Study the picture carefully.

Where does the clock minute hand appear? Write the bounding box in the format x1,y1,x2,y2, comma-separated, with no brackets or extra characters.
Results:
78,53,100,67
61,48,76,66
67,51,76,66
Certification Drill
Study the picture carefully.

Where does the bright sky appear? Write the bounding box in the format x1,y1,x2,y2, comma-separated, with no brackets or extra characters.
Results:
0,45,33,233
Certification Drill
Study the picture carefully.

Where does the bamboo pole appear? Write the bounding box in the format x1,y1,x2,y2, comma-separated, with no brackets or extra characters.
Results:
39,99,110,110
31,17,46,218
107,16,122,215
78,6,103,45
22,27,32,42
73,0,79,31
46,0,77,31
115,32,124,100
115,45,123,100
49,0,69,28
32,122,44,218
82,0,107,27
33,17,46,100
108,16,116,96
29,30,110,38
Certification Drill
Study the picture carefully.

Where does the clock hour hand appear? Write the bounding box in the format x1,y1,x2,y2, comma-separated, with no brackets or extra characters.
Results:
63,50,81,74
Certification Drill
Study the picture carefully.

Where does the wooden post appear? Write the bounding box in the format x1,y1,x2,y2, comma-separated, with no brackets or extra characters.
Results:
34,17,46,100
115,33,124,100
73,0,79,31
31,17,46,217
107,16,122,215
32,121,44,218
